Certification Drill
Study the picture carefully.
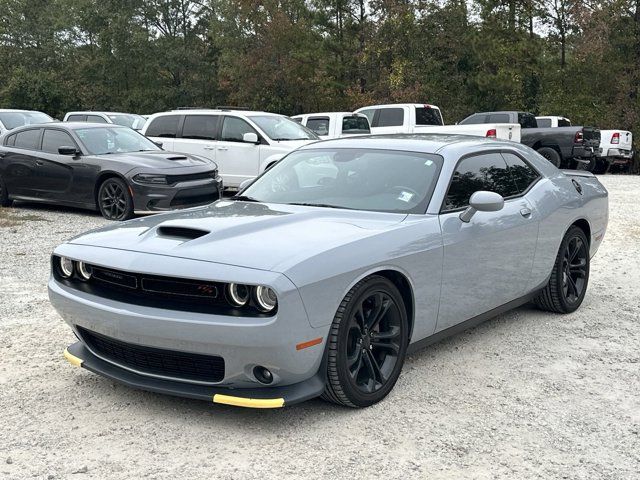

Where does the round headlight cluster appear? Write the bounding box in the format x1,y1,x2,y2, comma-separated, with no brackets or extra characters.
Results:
227,283,277,313
56,256,93,281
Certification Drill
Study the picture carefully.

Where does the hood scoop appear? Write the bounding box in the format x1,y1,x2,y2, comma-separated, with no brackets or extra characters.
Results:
157,226,209,240
166,155,188,161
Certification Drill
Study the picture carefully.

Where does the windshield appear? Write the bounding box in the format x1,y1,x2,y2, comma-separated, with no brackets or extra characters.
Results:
248,115,319,141
242,148,443,214
0,111,54,130
75,126,161,155
108,114,147,130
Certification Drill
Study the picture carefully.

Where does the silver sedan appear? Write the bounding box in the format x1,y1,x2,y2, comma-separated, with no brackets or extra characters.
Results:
49,135,608,408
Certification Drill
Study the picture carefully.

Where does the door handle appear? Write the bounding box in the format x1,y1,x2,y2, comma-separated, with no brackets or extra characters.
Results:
35,160,45,166
217,146,228,151
520,208,532,218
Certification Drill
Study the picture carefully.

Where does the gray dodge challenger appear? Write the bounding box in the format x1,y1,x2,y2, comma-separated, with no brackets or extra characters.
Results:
49,135,609,408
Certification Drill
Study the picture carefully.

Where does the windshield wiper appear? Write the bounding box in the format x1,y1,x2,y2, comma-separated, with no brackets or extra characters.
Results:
271,137,310,141
286,202,349,209
232,195,260,202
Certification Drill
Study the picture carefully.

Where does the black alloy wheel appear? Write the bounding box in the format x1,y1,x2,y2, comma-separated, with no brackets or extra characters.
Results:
323,275,408,408
98,178,134,221
535,225,590,313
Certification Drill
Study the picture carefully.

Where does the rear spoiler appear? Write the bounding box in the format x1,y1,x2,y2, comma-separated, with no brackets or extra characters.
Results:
561,169,594,178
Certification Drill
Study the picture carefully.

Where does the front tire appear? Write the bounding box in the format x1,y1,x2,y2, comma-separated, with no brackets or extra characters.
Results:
0,175,12,207
97,177,134,221
322,275,409,408
535,226,590,314
537,147,562,168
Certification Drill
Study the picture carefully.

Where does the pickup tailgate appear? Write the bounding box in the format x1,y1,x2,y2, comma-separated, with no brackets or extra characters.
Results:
413,123,521,142
582,126,601,151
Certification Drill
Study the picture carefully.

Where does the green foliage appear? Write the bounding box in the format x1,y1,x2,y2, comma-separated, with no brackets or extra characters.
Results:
0,0,638,168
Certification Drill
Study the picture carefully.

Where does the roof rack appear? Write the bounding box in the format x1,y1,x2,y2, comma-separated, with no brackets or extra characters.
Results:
215,106,251,111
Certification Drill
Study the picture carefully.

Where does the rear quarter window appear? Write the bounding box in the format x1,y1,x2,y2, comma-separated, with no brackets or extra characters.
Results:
14,129,41,150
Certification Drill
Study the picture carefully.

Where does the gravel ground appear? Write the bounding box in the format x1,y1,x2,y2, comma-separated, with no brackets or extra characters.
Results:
1,175,639,480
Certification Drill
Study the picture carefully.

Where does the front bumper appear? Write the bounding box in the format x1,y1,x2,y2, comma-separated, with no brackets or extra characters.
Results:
63,342,325,408
130,177,223,213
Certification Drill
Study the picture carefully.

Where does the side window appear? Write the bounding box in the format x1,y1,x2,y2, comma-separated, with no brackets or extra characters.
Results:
487,113,510,123
359,109,375,125
220,116,257,142
86,115,108,124
376,108,404,127
536,118,552,128
306,116,330,136
444,153,518,211
502,152,540,194
181,115,219,140
14,129,41,150
42,129,77,154
558,118,571,127
145,115,180,138
66,115,86,122
6,134,16,146
291,117,303,124
518,113,537,129
459,114,486,125
415,107,443,126
342,115,370,134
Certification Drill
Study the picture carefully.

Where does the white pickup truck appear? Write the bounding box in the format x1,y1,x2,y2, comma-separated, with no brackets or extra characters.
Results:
536,115,633,173
354,103,521,142
291,112,370,138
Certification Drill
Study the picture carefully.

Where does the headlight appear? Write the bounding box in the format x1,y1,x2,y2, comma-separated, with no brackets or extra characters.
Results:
254,285,277,312
133,173,168,185
228,283,249,306
78,261,92,280
59,257,74,278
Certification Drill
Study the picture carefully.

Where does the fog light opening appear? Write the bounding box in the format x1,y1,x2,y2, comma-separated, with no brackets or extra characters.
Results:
253,366,274,385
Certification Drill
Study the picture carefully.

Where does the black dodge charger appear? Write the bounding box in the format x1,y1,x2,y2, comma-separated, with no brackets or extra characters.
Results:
0,123,222,220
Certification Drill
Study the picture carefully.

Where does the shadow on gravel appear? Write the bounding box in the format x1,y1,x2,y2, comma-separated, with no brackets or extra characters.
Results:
9,201,103,218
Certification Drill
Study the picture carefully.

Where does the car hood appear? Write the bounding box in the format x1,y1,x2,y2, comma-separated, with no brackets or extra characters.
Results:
95,151,215,171
68,200,407,272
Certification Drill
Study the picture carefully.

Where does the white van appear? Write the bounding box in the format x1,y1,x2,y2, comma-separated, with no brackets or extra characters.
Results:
142,109,319,190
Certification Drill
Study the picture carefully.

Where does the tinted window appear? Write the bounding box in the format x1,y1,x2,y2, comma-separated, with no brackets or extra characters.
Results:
14,129,41,150
415,107,443,126
182,115,219,140
536,118,551,128
558,118,571,127
221,117,257,142
518,113,537,129
87,115,108,124
66,114,86,122
487,113,510,123
6,134,16,146
444,153,518,210
42,130,76,154
342,116,370,134
459,114,486,125
145,115,180,138
291,117,302,123
502,153,540,194
375,108,404,127
306,117,330,136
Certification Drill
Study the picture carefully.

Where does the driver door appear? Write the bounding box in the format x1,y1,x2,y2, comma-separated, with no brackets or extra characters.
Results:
216,116,261,189
436,152,539,331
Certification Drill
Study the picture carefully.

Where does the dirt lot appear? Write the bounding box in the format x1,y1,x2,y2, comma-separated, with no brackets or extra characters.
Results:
1,175,638,480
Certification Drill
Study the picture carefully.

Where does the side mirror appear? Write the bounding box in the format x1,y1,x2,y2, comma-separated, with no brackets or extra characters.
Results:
243,132,259,144
459,191,504,223
238,178,254,191
154,141,163,149
58,146,80,156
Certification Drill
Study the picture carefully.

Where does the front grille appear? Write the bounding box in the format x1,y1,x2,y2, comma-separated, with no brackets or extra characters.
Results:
170,191,219,207
78,326,225,383
167,171,217,184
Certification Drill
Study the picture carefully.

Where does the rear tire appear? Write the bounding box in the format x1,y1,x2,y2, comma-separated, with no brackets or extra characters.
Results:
537,147,562,168
592,158,610,175
322,275,409,408
97,177,134,221
535,226,590,314
0,175,12,207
